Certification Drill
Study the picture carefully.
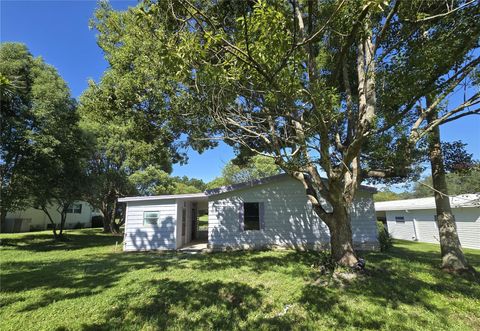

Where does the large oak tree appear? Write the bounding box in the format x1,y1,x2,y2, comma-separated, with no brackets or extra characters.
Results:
89,0,479,266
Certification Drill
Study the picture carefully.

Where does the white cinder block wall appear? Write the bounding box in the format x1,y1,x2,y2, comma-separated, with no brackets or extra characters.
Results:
208,176,379,250
123,199,177,251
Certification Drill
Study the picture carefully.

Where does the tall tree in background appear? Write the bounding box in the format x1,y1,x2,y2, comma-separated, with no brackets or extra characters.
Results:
425,110,468,271
90,0,479,266
378,4,480,272
410,142,478,198
0,43,34,227
29,59,87,239
1,43,86,238
79,69,186,233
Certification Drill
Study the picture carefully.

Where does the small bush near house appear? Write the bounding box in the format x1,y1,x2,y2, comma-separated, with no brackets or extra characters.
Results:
377,221,393,252
91,215,104,228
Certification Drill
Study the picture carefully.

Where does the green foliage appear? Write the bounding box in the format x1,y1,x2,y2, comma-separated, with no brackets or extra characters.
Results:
128,166,175,196
207,155,281,189
88,0,479,189
409,167,480,198
376,222,393,252
1,43,36,216
172,182,202,194
373,189,408,202
205,177,229,190
441,141,475,173
0,43,86,235
1,230,479,330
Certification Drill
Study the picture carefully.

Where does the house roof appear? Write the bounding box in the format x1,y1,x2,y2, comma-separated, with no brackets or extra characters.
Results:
205,173,377,196
118,173,377,203
118,192,207,203
375,194,480,211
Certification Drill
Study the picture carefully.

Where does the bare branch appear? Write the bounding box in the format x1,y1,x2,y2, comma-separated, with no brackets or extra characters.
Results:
404,0,476,23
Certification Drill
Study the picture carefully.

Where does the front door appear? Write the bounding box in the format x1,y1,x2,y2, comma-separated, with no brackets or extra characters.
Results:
181,208,186,245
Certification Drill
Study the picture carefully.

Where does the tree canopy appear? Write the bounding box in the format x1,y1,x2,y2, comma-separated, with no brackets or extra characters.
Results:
0,42,86,237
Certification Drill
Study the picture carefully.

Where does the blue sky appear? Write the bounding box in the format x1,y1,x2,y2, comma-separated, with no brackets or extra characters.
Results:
1,0,478,185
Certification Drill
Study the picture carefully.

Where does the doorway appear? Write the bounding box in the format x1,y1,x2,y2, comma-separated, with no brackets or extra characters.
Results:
191,205,198,240
181,208,186,245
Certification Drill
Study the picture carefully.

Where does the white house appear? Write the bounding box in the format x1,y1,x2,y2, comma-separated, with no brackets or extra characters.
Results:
2,201,98,233
119,174,379,252
375,194,480,249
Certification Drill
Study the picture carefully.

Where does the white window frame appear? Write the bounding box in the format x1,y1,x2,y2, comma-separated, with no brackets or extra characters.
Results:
143,211,160,226
240,202,265,231
67,203,82,214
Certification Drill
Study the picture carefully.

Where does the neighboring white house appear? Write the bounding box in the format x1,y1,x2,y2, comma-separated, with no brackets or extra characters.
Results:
2,201,98,233
375,194,480,249
119,174,379,252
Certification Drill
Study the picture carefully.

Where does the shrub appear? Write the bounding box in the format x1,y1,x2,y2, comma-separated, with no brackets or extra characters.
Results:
377,221,393,251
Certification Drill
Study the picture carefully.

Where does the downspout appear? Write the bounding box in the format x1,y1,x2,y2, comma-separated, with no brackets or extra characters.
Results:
412,215,419,241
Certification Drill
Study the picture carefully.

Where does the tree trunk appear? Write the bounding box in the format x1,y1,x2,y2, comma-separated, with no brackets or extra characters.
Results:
59,209,67,238
426,110,469,272
41,207,58,240
293,171,359,267
324,202,358,267
101,203,112,233
110,199,119,234
110,221,121,234
0,208,7,233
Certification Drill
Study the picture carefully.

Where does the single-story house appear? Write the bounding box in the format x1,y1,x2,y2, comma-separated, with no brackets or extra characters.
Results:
375,194,480,249
118,174,379,252
2,201,99,233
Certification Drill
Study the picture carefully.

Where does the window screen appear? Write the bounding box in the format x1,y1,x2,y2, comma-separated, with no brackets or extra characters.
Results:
67,203,82,214
144,211,160,225
395,216,405,223
243,202,260,231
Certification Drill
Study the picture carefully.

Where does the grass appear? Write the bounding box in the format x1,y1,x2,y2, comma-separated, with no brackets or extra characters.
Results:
1,229,479,330
198,214,208,230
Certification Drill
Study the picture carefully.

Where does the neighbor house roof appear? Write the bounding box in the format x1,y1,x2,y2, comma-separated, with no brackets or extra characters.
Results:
375,194,480,211
205,173,377,196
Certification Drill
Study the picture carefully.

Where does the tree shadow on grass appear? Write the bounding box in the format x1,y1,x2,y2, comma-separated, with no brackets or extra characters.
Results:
0,229,120,252
78,278,270,330
3,233,480,330
1,252,179,311
187,250,324,278
297,241,480,329
371,240,480,268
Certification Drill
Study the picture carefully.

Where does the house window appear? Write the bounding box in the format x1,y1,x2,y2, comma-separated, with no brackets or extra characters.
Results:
67,203,82,214
243,202,261,231
395,216,405,223
144,211,159,225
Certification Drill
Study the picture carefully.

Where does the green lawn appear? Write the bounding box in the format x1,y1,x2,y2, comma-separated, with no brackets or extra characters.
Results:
1,230,479,330
198,214,208,230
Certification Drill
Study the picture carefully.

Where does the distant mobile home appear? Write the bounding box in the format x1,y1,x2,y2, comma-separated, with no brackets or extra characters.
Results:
375,195,480,249
2,201,99,233
119,174,379,252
